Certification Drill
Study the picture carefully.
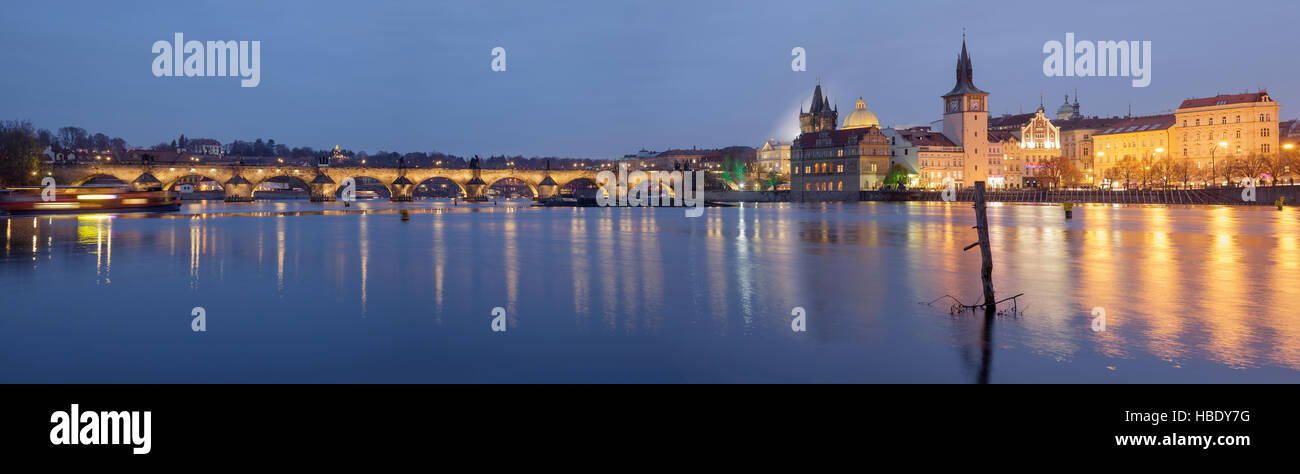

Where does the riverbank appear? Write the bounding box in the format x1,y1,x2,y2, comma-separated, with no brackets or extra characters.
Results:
704,186,1299,206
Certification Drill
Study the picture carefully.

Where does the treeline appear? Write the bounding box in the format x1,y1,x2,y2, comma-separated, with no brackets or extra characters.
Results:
40,126,130,153
0,120,43,186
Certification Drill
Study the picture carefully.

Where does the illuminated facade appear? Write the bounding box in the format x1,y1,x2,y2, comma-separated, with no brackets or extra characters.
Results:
1091,114,1174,187
756,139,791,174
886,127,965,189
1173,92,1281,183
939,38,991,187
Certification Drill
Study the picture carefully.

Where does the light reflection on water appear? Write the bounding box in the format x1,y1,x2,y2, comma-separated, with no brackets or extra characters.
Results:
1,200,1298,383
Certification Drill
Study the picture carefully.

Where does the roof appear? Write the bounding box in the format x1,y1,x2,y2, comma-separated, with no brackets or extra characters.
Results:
1057,117,1126,131
942,39,987,97
1093,114,1176,136
988,112,1037,130
793,126,886,148
892,128,958,147
1178,92,1273,109
1279,119,1300,138
986,130,1015,143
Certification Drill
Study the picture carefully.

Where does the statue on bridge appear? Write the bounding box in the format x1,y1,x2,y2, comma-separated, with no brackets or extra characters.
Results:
469,155,481,170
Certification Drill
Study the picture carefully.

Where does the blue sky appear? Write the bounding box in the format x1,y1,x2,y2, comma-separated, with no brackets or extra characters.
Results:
2,0,1295,157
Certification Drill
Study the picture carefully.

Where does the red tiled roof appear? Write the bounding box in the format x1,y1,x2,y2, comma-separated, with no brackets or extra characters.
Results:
1178,92,1273,109
793,126,886,148
894,129,957,147
986,130,1015,143
1093,114,1176,136
1057,117,1126,131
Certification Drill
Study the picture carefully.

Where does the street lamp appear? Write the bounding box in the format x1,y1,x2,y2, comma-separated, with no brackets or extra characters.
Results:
1210,141,1228,187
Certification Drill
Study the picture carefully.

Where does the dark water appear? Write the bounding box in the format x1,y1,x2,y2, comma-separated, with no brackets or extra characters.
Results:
2,200,1298,383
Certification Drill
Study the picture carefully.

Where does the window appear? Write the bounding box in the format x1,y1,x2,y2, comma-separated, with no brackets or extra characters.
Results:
1263,144,1271,153
1236,130,1241,138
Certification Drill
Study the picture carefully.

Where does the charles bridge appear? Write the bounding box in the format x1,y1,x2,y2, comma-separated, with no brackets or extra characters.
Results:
50,163,600,202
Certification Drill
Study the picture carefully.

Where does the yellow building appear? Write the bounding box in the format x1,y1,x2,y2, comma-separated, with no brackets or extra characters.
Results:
1090,114,1174,188
886,127,965,189
1173,92,1281,184
756,138,791,175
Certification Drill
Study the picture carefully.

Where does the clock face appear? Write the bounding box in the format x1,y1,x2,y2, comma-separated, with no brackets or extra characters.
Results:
949,100,959,112
972,100,981,111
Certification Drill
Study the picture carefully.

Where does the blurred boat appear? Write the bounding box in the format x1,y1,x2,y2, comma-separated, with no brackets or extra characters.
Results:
0,185,180,215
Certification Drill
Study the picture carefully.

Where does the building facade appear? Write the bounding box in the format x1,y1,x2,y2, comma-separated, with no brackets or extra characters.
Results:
940,39,990,188
756,139,791,175
1091,114,1175,188
1173,92,1281,184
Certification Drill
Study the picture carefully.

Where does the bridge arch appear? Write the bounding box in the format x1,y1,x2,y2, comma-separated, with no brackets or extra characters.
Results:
487,177,537,198
251,174,311,198
163,174,226,192
71,173,130,186
559,177,599,196
333,176,393,199
413,177,465,198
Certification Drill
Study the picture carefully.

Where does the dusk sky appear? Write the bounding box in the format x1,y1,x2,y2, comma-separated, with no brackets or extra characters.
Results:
2,0,1296,158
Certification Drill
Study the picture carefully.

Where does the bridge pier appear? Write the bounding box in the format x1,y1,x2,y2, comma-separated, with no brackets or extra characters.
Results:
463,176,487,201
309,173,336,202
131,173,162,192
391,176,414,202
224,175,255,202
537,175,558,199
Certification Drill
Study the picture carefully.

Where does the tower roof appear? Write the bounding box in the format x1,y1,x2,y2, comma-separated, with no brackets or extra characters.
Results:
943,38,987,97
809,84,825,113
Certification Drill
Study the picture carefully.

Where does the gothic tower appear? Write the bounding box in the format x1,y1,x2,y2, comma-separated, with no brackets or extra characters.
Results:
800,83,838,134
941,37,989,184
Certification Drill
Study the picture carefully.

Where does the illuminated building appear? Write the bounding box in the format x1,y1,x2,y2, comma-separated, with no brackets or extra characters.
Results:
939,38,990,187
790,87,889,200
1173,92,1281,184
1090,114,1174,187
756,139,791,175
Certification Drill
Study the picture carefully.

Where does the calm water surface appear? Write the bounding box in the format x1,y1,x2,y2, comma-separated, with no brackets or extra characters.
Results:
2,200,1298,383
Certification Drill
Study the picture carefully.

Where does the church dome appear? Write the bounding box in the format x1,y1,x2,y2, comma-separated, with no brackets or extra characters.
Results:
1056,95,1075,118
842,97,879,129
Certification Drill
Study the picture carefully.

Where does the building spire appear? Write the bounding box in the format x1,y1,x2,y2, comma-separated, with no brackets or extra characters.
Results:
944,33,985,97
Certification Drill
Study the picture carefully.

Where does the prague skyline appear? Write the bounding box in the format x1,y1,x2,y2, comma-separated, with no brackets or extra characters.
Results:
1,0,1295,158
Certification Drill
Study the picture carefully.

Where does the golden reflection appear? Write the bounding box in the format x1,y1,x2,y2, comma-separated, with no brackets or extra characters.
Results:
432,213,445,322
503,205,518,327
276,216,285,294
359,212,369,316
570,209,589,323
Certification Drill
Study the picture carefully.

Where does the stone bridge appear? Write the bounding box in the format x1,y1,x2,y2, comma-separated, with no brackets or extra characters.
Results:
51,164,600,202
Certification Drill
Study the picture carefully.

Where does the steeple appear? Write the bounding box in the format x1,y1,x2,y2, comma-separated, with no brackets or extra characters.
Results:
810,84,824,113
943,36,987,97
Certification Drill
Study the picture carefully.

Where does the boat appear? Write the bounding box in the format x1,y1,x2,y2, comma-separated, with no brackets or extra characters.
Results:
0,185,181,215
354,190,381,200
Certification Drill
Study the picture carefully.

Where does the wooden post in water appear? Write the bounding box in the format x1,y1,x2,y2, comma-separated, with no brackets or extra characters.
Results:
973,181,995,308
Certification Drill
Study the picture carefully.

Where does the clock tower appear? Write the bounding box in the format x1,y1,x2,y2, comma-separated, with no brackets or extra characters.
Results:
941,37,989,184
